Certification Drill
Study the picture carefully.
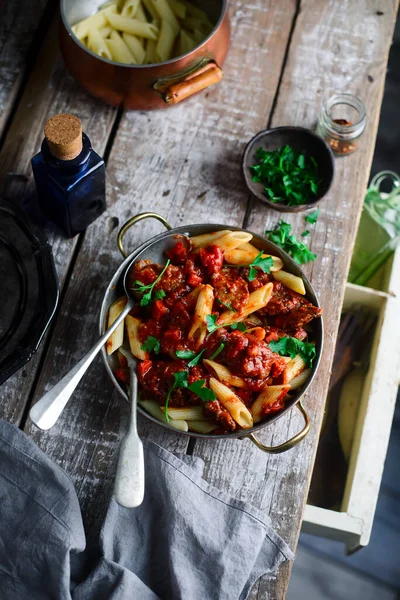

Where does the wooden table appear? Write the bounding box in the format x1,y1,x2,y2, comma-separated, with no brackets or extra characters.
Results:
0,1,398,597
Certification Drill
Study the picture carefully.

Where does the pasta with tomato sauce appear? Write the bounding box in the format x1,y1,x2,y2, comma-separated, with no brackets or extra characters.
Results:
110,230,322,434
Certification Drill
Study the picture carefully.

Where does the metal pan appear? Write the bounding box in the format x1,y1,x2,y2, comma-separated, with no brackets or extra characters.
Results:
100,213,324,453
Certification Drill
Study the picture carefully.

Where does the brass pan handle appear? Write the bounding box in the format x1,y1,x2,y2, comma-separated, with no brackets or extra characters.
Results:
248,400,310,454
117,212,172,258
164,64,223,105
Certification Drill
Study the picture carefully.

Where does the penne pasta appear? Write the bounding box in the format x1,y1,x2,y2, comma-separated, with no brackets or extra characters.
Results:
190,229,231,250
121,0,140,17
135,2,148,21
184,1,211,22
72,4,117,40
218,283,273,326
272,270,306,295
151,0,180,35
142,0,158,20
179,29,196,55
87,27,113,59
213,231,253,254
106,30,137,63
106,297,127,355
209,378,253,429
182,15,212,34
188,420,218,434
122,32,146,63
203,359,246,388
224,247,283,272
290,368,312,390
160,405,204,420
168,0,187,19
191,28,204,43
188,284,214,347
156,18,176,62
251,385,290,423
282,355,307,385
125,315,149,360
99,25,113,38
139,400,188,431
105,9,159,39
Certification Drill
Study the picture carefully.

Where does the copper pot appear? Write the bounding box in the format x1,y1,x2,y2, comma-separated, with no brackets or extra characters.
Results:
59,0,230,109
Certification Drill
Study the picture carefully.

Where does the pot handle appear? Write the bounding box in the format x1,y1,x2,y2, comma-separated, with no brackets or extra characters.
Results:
164,63,223,104
247,400,310,454
117,212,172,258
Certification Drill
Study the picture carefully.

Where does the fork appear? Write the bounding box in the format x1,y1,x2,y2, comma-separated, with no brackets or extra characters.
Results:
114,346,144,508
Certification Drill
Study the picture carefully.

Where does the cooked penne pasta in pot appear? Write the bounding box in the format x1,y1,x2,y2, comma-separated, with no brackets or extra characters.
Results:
71,0,217,65
110,230,322,435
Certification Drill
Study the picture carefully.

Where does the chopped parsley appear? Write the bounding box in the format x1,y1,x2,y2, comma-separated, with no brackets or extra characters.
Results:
301,230,310,238
250,145,320,206
269,337,316,368
230,322,247,332
154,289,166,300
248,252,274,282
265,220,316,265
132,260,170,306
141,336,161,354
305,208,320,225
164,371,216,421
206,314,247,334
176,349,196,360
217,298,235,311
176,349,204,366
209,343,225,360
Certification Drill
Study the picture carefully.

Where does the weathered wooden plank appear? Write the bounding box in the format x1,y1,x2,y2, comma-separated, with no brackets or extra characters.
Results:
24,0,298,540
0,14,117,424
0,0,51,137
192,1,399,599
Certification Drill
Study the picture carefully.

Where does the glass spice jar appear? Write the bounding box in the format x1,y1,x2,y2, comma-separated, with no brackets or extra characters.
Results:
317,93,366,156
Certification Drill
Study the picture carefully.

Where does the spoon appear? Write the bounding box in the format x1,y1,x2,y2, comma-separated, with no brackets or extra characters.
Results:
113,346,144,508
29,262,136,431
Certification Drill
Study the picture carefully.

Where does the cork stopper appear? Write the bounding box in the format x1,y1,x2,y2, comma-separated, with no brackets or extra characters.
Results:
44,114,83,161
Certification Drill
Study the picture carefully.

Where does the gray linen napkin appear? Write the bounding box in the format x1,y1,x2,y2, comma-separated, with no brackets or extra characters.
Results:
0,419,294,600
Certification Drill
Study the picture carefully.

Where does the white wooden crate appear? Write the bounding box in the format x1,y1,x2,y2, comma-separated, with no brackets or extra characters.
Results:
302,248,400,553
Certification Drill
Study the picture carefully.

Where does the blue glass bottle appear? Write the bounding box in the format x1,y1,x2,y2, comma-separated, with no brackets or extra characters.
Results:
31,115,106,238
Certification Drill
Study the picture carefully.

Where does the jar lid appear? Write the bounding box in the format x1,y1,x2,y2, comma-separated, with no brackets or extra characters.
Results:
44,114,83,161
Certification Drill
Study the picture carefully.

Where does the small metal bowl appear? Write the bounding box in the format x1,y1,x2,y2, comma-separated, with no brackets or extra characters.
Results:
242,126,335,213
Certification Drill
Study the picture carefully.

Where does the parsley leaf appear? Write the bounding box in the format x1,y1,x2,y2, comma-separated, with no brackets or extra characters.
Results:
301,230,310,237
164,371,216,421
217,298,235,311
132,259,170,306
265,220,316,265
209,343,225,360
248,252,274,282
141,336,161,354
305,208,320,225
269,337,316,368
176,349,197,360
206,315,248,334
154,289,166,300
230,322,247,332
164,371,188,422
188,380,216,402
206,314,220,333
250,145,320,206
188,350,205,367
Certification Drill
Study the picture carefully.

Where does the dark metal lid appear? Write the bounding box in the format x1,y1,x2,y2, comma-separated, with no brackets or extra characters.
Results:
0,199,59,386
